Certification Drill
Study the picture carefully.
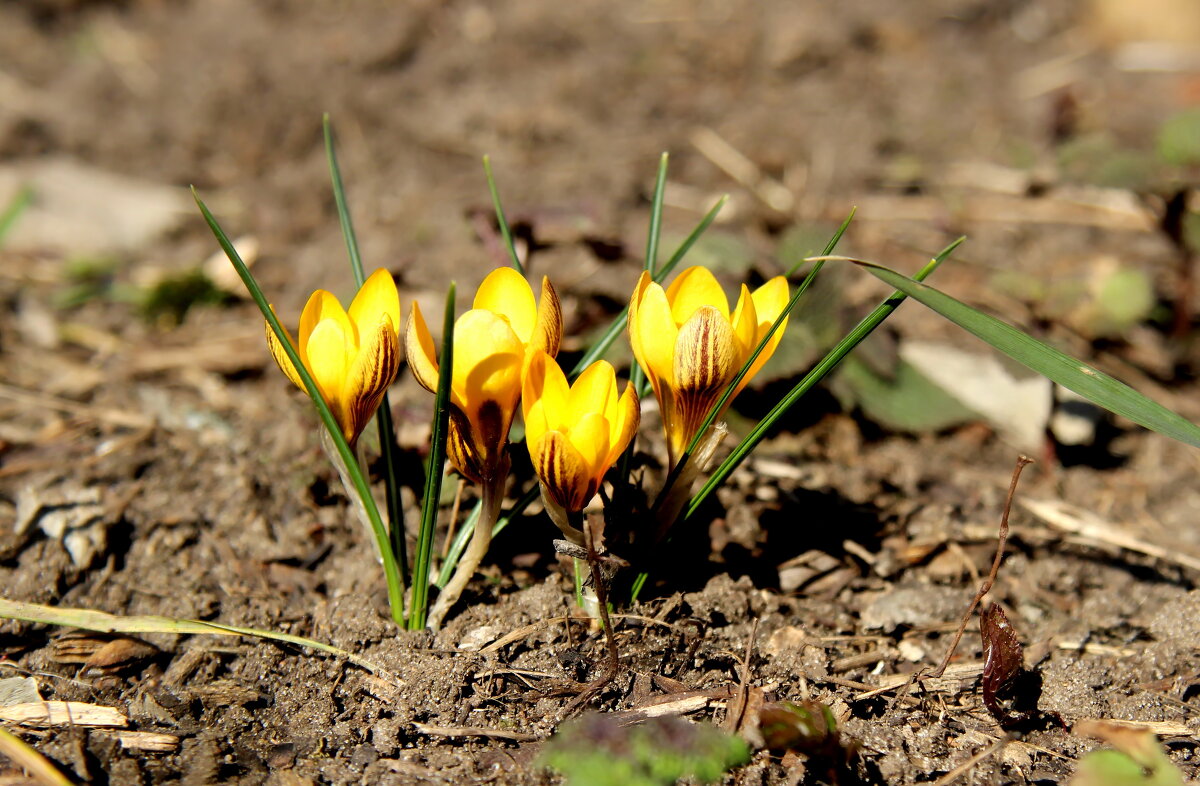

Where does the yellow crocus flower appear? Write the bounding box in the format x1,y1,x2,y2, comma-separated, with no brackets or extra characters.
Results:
406,267,562,484
628,266,789,466
522,351,640,519
266,268,402,444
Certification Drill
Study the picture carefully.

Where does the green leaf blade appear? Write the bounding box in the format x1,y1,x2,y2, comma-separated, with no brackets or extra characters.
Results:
857,262,1200,450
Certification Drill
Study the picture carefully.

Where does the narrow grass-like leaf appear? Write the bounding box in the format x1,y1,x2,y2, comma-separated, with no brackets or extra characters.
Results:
324,115,365,287
653,209,856,515
483,155,523,274
856,260,1200,449
644,152,669,278
193,190,406,626
685,239,964,519
0,726,73,786
617,154,670,497
570,194,728,376
437,485,540,587
0,185,32,246
0,598,395,679
409,283,456,629
323,115,408,585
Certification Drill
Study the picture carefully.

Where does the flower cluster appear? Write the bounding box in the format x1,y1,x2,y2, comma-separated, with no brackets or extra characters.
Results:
267,264,789,519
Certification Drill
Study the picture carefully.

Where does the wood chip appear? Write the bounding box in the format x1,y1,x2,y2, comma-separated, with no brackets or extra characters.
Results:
113,730,179,752
51,635,158,671
0,701,128,728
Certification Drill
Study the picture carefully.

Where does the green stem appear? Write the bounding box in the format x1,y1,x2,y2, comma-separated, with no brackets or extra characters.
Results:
409,283,457,630
427,469,507,630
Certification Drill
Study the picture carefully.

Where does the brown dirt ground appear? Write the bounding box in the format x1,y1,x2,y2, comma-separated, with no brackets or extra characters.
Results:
2,1,1200,784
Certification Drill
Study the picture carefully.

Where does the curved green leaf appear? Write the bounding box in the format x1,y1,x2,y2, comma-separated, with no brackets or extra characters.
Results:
857,261,1200,449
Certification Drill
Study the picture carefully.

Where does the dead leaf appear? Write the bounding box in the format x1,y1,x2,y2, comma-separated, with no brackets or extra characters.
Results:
980,604,1032,727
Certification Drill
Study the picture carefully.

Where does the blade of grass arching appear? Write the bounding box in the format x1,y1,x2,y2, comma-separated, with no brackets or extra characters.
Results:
0,185,32,246
686,239,964,520
483,155,523,274
856,260,1200,450
408,283,456,629
617,154,670,498
653,209,857,514
0,598,395,680
0,726,73,786
193,190,406,627
324,115,407,585
569,194,728,376
324,115,365,286
437,485,540,587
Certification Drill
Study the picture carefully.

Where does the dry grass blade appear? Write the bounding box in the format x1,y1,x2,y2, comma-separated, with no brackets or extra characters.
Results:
0,598,397,683
0,727,72,786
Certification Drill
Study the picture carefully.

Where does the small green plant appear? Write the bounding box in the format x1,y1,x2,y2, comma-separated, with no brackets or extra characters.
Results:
539,714,750,786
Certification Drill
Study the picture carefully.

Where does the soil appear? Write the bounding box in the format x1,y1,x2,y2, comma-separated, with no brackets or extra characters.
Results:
2,1,1200,784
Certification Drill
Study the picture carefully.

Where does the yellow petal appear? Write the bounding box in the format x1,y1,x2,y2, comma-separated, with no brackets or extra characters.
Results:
473,267,537,345
304,316,354,435
665,266,729,324
343,312,401,441
405,300,440,394
446,408,484,484
524,399,549,459
299,290,355,362
529,276,563,358
606,381,640,467
728,283,759,360
629,272,677,391
533,430,593,512
264,309,306,392
348,268,400,340
567,360,616,426
671,305,736,461
736,276,790,395
751,276,790,332
567,412,611,478
453,309,524,418
452,309,524,476
674,305,737,397
522,350,569,440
